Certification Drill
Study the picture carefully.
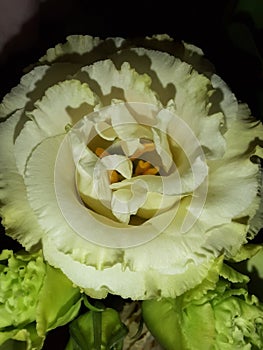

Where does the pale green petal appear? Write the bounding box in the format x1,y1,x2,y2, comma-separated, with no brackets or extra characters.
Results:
111,176,182,220
28,79,98,135
110,175,167,193
220,263,249,284
77,150,134,222
219,103,263,237
223,110,263,159
0,63,82,119
204,222,248,260
181,41,215,74
75,60,160,106
136,191,181,219
95,121,118,140
14,120,50,177
14,79,98,175
144,34,215,74
76,152,114,220
113,47,210,107
39,35,127,64
0,65,48,119
44,34,214,79
196,112,226,159
110,157,207,196
113,47,209,107
39,35,102,63
111,181,148,223
210,74,239,125
42,232,218,299
108,102,154,141
151,127,173,172
142,36,239,120
112,48,226,159
100,155,133,179
120,139,142,157
199,155,260,230
24,134,73,236
0,112,43,249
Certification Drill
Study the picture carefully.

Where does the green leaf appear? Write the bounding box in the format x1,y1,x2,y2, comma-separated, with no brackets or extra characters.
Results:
0,250,46,349
220,263,250,284
142,298,184,350
36,264,82,337
142,270,263,350
66,308,128,350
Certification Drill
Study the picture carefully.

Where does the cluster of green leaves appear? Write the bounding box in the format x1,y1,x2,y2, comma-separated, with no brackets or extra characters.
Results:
0,250,130,350
1,247,263,349
142,251,263,349
0,250,81,349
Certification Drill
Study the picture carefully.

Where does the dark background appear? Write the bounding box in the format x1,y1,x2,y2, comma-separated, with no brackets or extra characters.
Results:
0,0,262,348
0,0,262,118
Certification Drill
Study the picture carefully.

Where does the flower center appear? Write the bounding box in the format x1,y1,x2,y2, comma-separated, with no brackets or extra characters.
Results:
95,141,160,184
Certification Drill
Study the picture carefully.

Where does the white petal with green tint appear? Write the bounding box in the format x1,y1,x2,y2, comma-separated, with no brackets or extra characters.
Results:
223,111,263,160
77,149,112,213
0,65,48,118
99,155,133,179
75,60,160,106
113,48,226,159
42,235,218,300
27,79,98,135
111,180,148,223
14,79,99,175
95,121,118,140
202,155,260,226
0,112,43,249
210,74,239,126
39,35,127,64
0,63,82,119
39,35,102,63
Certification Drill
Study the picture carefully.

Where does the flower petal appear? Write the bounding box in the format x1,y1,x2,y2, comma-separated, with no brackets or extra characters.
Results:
39,35,126,64
39,35,102,63
0,112,43,249
113,48,226,158
14,79,98,175
111,180,148,223
28,79,98,135
0,63,82,119
75,60,160,105
199,155,260,230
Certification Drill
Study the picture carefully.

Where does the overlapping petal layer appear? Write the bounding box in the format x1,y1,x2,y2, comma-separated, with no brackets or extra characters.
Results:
0,34,262,300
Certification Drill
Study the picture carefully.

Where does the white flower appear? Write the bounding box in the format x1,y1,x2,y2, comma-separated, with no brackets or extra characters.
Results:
0,34,262,299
